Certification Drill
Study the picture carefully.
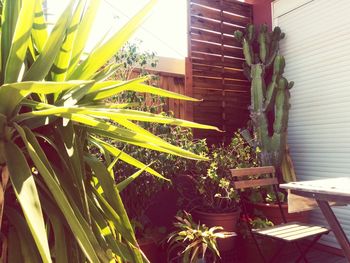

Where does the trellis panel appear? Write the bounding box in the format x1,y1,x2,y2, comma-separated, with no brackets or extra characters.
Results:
186,0,253,144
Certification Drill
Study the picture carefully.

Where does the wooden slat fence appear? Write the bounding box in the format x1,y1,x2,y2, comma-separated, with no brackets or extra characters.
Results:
186,0,253,144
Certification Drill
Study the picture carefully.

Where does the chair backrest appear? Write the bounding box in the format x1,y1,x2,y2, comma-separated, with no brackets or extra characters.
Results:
231,166,287,224
230,166,278,190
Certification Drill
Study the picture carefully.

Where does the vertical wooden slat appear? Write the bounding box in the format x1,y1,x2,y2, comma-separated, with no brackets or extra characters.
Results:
185,58,194,121
188,0,253,145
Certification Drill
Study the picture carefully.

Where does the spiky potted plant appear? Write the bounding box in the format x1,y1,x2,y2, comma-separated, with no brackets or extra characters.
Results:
167,211,235,263
234,24,308,225
0,0,220,262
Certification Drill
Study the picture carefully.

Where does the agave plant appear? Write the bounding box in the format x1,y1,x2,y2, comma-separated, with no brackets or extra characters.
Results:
167,211,235,263
0,0,219,262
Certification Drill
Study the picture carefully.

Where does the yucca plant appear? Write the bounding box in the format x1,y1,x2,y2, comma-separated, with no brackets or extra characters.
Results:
0,0,219,262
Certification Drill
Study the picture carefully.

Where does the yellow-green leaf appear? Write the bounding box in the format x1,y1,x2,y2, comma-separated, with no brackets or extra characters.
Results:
70,0,158,80
5,142,52,263
4,0,36,83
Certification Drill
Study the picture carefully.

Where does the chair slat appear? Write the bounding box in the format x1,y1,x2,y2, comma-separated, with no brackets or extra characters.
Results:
230,166,275,177
233,177,278,189
254,222,329,241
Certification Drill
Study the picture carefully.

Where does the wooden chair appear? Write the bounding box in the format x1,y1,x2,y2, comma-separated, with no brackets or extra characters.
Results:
231,166,330,263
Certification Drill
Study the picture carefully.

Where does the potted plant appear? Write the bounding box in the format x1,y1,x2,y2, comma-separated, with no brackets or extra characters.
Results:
177,132,259,252
246,185,309,225
167,211,235,263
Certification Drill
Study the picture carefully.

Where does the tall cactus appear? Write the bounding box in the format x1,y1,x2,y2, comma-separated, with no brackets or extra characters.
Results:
234,24,295,182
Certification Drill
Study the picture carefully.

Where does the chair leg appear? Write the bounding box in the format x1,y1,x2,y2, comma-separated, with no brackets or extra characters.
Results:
293,242,308,263
269,241,286,263
250,233,267,263
295,235,322,263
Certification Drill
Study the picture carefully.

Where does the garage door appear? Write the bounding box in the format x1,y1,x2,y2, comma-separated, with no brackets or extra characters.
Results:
273,0,350,249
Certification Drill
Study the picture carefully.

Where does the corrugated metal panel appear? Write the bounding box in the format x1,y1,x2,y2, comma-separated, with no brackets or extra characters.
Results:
273,0,350,249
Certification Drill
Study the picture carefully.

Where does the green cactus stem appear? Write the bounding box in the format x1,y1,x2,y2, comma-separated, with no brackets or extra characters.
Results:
234,24,294,182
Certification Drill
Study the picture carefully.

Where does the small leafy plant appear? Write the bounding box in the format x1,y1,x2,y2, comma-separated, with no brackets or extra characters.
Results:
167,211,235,263
239,216,274,239
177,132,259,213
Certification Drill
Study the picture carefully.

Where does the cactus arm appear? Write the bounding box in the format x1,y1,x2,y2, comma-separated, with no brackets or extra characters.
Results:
234,30,243,42
288,81,294,89
246,24,255,42
266,27,283,67
242,62,251,81
251,64,266,111
273,77,289,135
258,25,269,63
243,38,253,66
264,55,285,110
264,81,278,111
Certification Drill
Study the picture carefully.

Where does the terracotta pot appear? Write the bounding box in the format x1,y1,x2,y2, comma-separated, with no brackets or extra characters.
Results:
250,202,310,225
139,238,165,263
193,209,240,252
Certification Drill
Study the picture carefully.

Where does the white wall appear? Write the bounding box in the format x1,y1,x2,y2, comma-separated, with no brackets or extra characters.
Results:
273,0,350,249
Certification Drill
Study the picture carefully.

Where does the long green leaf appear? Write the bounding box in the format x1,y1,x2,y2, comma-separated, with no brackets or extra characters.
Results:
32,0,48,53
86,158,144,261
90,136,165,179
70,0,158,80
67,0,101,77
4,0,36,83
85,156,137,243
7,225,24,263
116,164,151,192
6,208,42,263
4,142,52,263
52,0,85,81
41,196,69,263
23,0,75,81
1,0,20,79
15,105,219,131
15,125,108,263
19,110,208,159
88,198,133,261
0,80,92,116
84,79,200,102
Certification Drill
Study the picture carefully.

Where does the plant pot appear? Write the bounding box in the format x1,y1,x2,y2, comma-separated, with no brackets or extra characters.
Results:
249,202,310,225
193,209,240,252
139,238,165,263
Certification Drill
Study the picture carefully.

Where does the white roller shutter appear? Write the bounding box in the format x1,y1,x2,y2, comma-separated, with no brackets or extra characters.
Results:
273,0,350,249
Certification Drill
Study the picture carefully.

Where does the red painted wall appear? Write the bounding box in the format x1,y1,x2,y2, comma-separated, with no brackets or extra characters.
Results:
245,0,273,30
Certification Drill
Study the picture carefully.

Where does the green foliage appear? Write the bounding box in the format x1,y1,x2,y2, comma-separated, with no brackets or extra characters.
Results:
250,217,274,229
178,132,259,213
106,43,208,238
0,0,219,262
114,40,158,81
234,24,295,182
239,216,274,239
265,191,285,203
167,211,234,263
115,123,208,237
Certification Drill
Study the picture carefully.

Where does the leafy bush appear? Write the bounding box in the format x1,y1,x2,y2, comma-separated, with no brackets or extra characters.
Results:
177,132,259,213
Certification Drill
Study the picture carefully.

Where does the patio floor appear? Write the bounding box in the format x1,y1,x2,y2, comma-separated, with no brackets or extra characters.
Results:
220,245,346,262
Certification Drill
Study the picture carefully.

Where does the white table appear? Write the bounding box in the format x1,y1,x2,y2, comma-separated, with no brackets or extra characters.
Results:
281,178,350,260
